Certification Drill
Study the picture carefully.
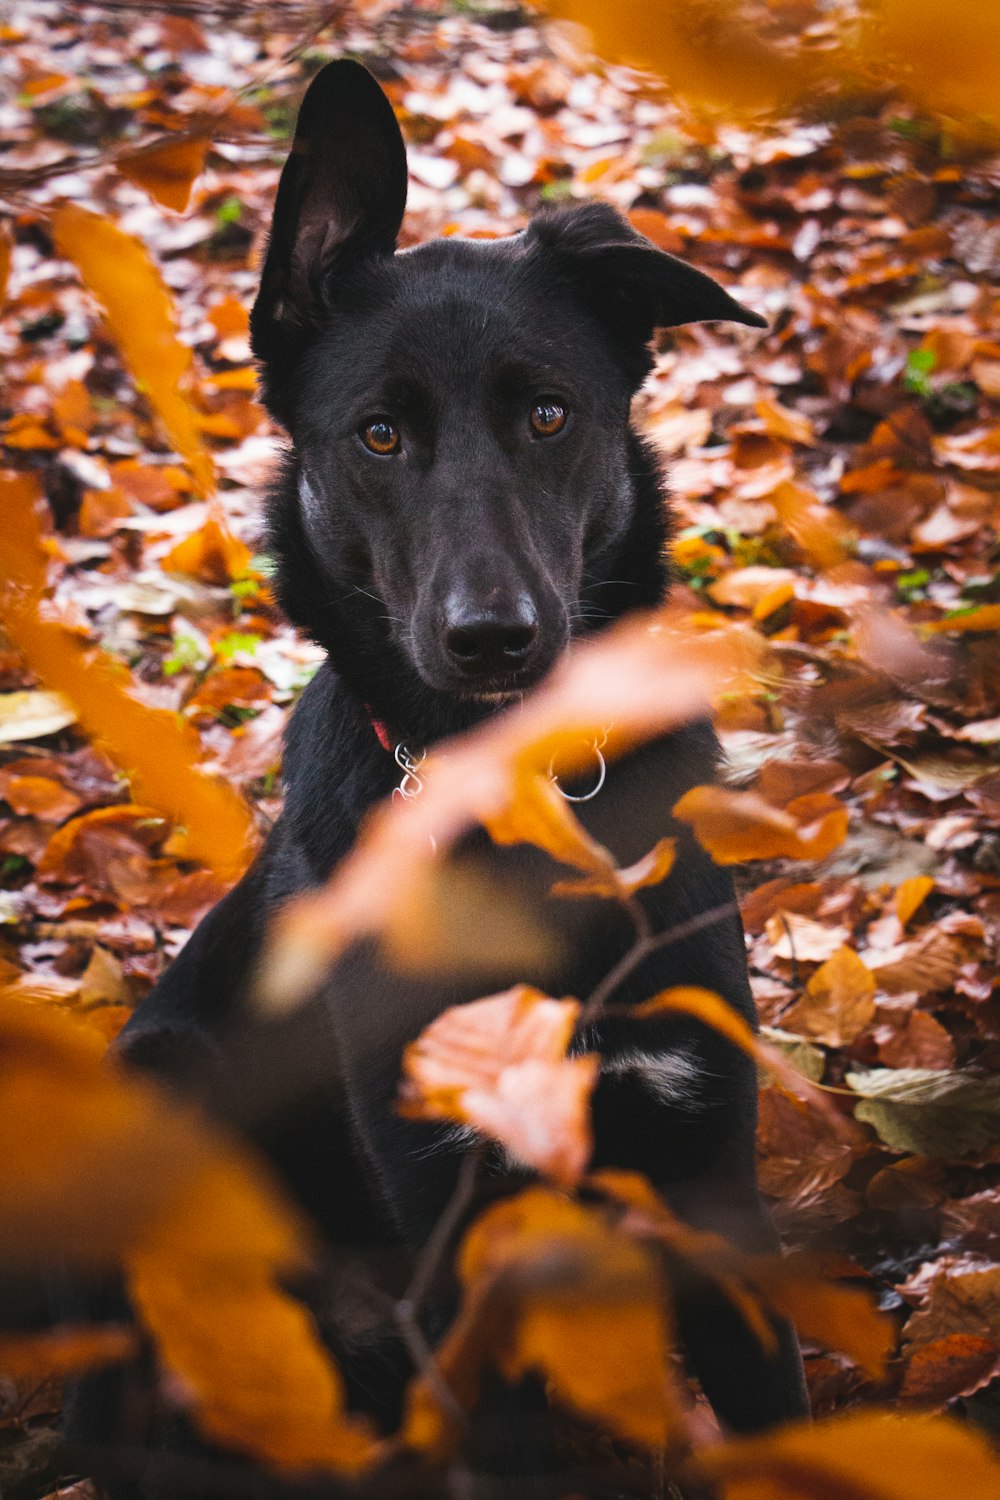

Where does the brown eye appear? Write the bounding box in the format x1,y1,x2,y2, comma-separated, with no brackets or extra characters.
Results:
360,418,399,455
529,400,567,438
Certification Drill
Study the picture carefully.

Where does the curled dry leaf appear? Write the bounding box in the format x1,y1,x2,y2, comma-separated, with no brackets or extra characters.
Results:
259,608,760,1012
0,472,255,879
783,946,877,1048
696,1410,1000,1500
401,986,596,1186
673,785,849,864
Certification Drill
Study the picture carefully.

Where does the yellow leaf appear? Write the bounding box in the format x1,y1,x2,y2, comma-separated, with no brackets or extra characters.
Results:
769,481,852,572
162,514,253,585
673,785,848,864
897,875,934,926
746,1257,894,1380
698,1410,1000,1500
755,399,815,447
783,946,877,1049
0,472,255,879
51,203,214,498
117,133,210,212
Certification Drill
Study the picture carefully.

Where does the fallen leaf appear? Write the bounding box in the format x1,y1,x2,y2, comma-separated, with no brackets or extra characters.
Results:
783,947,876,1048
899,1333,999,1409
0,689,76,743
117,133,210,212
674,786,848,864
847,1069,1000,1157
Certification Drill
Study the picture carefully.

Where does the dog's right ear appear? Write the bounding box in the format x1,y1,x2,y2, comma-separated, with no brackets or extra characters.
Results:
250,60,407,381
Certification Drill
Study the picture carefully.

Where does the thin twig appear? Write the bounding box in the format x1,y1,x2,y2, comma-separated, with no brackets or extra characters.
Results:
576,899,740,1032
401,1144,485,1318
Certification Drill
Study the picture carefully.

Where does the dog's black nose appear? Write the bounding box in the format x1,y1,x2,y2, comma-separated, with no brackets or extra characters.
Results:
444,596,538,675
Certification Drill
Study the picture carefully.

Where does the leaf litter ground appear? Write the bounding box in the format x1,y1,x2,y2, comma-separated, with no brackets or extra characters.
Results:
1,0,1000,1474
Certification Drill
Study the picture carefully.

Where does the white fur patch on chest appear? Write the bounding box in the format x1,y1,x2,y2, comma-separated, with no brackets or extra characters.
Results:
601,1046,706,1107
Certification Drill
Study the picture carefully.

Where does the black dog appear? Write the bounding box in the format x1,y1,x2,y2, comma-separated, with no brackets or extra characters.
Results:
68,58,808,1488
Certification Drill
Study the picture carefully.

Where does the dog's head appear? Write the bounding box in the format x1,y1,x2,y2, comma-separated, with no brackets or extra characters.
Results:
251,61,764,708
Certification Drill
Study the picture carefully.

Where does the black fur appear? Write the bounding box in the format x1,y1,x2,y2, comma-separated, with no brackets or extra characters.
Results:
64,59,806,1491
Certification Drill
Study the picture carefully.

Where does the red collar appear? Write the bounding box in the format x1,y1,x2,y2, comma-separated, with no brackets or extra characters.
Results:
365,708,394,753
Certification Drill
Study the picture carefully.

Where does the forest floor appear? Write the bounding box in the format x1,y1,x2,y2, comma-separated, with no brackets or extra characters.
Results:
2,0,1000,1490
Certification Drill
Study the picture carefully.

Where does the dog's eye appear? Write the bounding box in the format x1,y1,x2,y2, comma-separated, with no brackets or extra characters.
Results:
360,418,400,455
529,400,567,438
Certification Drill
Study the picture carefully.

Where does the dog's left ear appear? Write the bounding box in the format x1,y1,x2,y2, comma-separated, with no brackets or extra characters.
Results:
526,202,766,386
250,60,407,385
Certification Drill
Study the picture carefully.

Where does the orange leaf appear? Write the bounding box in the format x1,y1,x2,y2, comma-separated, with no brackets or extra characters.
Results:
783,946,877,1049
673,785,848,864
0,221,10,308
117,133,210,212
260,608,761,1012
747,1256,894,1379
769,480,852,571
162,514,253,584
51,203,213,498
0,996,372,1473
552,835,676,900
899,1334,1000,1409
0,995,308,1271
401,986,595,1185
458,1187,686,1450
129,1260,374,1472
897,875,934,926
482,765,616,876
923,604,1000,634
0,473,255,879
755,398,815,446
631,985,760,1062
0,769,81,822
0,1325,136,1380
697,1410,1000,1500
